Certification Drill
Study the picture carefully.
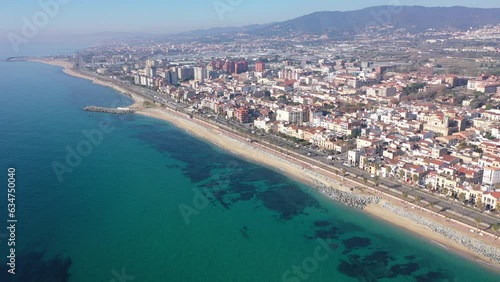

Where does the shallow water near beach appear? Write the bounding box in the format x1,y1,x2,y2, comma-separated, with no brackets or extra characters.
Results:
0,61,499,281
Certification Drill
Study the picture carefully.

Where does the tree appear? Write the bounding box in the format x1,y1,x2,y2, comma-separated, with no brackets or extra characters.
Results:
441,188,449,197
373,176,380,186
363,177,368,185
416,195,422,209
385,167,391,176
457,140,467,150
360,158,366,170
412,174,419,185
475,197,483,209
493,223,500,239
426,184,433,192
459,193,466,204
475,218,482,231
402,191,409,203
398,170,405,180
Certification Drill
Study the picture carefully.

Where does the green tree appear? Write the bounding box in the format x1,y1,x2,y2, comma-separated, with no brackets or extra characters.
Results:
373,176,380,186
398,170,405,180
360,158,366,170
457,141,467,150
426,183,433,192
459,193,466,204
493,223,500,239
385,166,391,176
475,218,482,231
363,177,368,185
402,191,408,203
475,197,483,209
416,195,422,208
412,174,419,184
441,187,449,196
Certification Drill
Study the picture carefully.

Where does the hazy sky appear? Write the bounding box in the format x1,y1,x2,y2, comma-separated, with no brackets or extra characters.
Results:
1,0,499,35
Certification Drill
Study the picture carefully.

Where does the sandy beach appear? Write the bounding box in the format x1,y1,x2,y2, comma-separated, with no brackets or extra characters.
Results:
34,59,500,272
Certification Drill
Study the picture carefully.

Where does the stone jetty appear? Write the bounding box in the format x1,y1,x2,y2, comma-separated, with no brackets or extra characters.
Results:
311,179,381,209
382,202,500,263
83,106,135,114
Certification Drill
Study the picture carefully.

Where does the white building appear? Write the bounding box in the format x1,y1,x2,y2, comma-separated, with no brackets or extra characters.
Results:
483,167,500,188
348,149,363,167
276,107,303,124
367,85,397,97
144,67,156,78
146,59,158,68
278,69,300,80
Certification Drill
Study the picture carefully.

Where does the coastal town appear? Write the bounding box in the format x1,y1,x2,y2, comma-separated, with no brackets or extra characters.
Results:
7,1,500,280
66,23,500,217
32,20,500,267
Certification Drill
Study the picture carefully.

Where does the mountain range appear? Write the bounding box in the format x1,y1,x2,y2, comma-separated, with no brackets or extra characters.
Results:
178,6,500,38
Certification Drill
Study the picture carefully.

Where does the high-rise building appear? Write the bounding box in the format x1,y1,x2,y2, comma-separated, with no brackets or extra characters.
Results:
177,66,194,81
223,61,236,74
194,66,207,81
146,59,158,68
144,67,157,78
255,62,266,72
165,71,178,85
235,60,248,74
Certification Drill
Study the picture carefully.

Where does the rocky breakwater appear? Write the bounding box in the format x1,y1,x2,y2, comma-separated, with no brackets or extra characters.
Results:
311,179,381,209
83,106,136,114
382,202,500,264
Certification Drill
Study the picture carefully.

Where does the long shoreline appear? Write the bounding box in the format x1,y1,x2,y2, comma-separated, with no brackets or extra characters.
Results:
33,59,500,272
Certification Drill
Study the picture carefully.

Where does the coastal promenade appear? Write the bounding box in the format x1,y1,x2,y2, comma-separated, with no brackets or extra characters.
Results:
34,59,500,270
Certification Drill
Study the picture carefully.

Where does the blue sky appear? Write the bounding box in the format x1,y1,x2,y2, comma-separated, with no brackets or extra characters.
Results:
1,0,499,35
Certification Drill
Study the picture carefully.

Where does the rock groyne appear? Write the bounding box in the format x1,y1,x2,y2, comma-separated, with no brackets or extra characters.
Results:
83,106,135,114
311,179,381,209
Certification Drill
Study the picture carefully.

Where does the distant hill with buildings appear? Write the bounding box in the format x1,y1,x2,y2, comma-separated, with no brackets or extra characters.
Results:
179,6,500,38
253,6,500,35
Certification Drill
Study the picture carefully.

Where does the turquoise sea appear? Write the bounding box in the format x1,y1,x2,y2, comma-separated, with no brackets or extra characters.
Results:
0,61,499,281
